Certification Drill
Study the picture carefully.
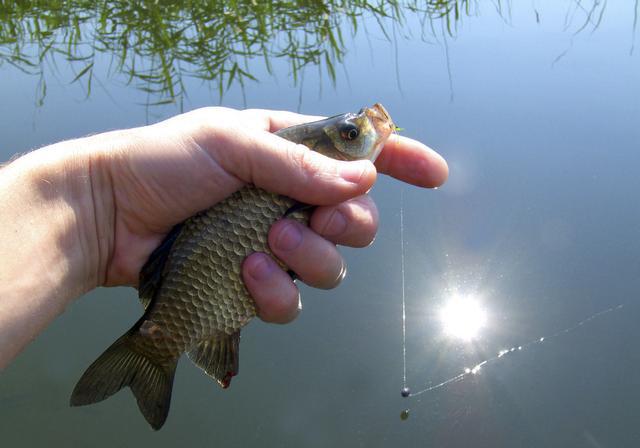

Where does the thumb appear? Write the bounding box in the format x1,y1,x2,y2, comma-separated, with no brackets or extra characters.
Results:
197,128,377,206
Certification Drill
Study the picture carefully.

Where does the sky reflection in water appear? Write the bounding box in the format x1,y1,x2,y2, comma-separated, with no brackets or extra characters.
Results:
1,1,640,447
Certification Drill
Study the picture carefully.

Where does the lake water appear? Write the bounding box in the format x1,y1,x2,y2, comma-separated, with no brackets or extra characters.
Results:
2,2,640,447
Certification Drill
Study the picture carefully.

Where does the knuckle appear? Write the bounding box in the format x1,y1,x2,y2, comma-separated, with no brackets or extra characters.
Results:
354,193,376,209
290,144,324,181
196,106,233,122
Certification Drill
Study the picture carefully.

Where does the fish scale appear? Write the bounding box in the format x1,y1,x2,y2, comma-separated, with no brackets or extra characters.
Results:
70,103,395,430
152,187,304,344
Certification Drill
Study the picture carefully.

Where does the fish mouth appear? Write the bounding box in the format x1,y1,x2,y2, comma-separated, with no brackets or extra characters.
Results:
366,103,395,138
362,103,395,162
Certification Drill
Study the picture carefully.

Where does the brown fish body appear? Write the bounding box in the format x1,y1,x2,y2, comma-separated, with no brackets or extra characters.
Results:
70,104,395,429
131,187,306,369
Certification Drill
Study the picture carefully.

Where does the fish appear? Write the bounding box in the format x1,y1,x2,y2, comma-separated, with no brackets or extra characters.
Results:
70,103,395,430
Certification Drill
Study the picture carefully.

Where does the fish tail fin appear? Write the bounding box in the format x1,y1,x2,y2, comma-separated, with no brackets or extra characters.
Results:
70,334,177,430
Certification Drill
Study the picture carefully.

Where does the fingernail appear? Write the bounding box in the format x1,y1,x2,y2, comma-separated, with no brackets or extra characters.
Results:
321,210,347,237
248,253,275,282
340,161,369,184
336,260,347,284
325,260,347,290
276,221,303,252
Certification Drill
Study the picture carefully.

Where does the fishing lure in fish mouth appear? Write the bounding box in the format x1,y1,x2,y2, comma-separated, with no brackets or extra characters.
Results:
70,104,395,430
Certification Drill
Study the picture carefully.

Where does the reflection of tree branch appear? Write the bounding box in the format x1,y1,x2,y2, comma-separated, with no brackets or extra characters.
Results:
631,0,639,55
0,0,628,107
0,1,374,105
1,1,482,107
571,0,607,35
441,19,454,103
553,0,637,66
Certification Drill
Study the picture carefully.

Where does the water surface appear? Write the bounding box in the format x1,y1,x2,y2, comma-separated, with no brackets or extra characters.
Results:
1,2,639,447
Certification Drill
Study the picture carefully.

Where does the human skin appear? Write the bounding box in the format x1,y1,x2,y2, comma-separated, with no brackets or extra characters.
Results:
0,107,448,369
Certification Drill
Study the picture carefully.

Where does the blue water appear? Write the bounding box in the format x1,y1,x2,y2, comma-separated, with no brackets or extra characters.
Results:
1,2,639,446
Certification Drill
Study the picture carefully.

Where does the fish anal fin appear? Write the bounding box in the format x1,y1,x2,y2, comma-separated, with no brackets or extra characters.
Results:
139,223,184,309
70,333,178,430
188,332,240,389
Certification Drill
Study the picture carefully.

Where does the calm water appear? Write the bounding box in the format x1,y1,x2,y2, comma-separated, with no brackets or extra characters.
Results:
2,2,640,447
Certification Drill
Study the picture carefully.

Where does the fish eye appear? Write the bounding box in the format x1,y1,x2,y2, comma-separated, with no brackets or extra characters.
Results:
340,124,359,141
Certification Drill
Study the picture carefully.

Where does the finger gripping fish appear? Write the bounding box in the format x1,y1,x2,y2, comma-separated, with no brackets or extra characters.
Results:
70,104,395,430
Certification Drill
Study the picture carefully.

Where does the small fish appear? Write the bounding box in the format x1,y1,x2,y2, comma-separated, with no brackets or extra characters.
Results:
70,104,395,429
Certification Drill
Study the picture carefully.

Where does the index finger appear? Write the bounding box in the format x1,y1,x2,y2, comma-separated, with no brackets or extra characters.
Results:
242,109,449,188
240,109,325,133
375,134,448,188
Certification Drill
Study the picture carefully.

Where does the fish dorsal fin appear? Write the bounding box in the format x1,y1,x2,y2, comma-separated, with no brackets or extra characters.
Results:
187,332,240,389
138,223,184,309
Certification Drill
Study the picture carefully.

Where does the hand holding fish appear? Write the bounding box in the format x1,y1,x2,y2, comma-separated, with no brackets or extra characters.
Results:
96,107,446,321
0,105,447,428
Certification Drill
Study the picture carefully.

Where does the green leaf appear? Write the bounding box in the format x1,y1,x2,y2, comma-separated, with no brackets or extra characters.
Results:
71,61,94,83
226,61,238,90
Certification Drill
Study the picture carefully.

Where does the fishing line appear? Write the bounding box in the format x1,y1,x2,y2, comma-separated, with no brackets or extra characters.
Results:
405,303,625,398
400,188,408,391
396,194,630,424
397,195,627,410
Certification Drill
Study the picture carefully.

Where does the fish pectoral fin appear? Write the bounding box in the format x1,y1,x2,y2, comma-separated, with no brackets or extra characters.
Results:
138,222,184,309
70,333,178,430
187,332,240,389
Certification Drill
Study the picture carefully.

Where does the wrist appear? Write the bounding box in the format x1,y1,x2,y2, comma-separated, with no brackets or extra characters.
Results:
1,140,104,295
1,134,120,296
0,135,120,367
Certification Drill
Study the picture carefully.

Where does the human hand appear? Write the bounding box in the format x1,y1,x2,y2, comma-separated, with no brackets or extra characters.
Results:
0,105,447,368
87,107,448,324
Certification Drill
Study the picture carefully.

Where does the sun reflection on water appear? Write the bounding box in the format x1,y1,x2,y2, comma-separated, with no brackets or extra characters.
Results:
438,293,488,342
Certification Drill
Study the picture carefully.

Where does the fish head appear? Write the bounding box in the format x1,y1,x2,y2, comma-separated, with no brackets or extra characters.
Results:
320,103,395,162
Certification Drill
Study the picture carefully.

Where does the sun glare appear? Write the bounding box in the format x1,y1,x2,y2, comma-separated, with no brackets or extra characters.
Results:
439,294,488,341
